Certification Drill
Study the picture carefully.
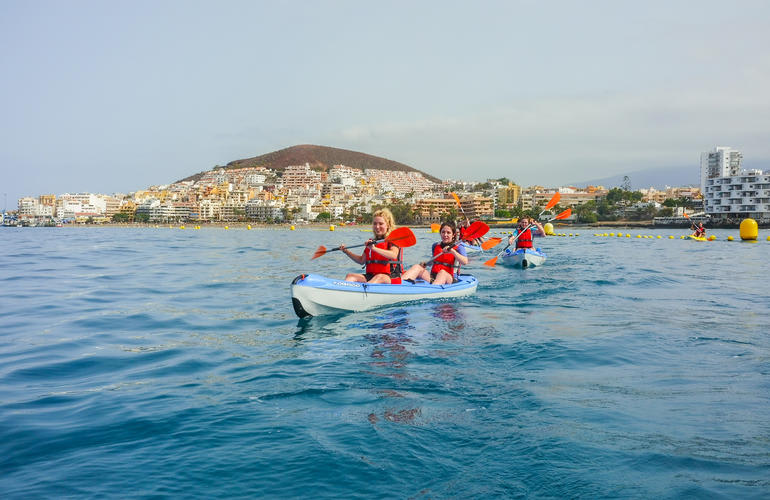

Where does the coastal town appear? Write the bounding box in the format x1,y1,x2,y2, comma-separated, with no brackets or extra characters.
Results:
5,146,768,227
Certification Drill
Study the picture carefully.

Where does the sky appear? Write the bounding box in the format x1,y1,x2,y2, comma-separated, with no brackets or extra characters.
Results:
2,0,770,209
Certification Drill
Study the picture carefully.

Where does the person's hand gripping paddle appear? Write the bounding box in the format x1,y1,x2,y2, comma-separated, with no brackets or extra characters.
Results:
312,227,417,260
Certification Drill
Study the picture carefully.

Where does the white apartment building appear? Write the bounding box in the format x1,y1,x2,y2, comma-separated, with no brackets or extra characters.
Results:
245,200,284,221
56,193,107,219
701,147,770,222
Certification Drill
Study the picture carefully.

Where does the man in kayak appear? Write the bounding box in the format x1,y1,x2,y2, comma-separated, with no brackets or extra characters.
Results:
340,208,404,284
401,221,468,285
508,216,546,248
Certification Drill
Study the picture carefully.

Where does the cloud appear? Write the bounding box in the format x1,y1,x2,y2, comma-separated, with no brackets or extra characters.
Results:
328,82,770,185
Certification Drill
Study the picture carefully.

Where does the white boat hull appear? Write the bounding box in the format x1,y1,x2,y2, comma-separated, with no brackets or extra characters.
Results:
291,274,478,317
499,248,547,268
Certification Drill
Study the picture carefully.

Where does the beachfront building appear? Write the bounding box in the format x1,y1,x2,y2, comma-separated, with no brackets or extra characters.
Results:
520,188,604,212
701,147,770,223
496,183,521,210
640,186,701,204
56,193,108,220
245,200,284,222
413,195,493,223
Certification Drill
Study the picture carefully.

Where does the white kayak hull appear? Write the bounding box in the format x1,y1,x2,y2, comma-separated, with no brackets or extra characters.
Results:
500,248,547,268
291,274,478,317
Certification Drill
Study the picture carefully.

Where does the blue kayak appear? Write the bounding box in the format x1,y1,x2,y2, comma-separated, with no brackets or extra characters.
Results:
499,247,547,268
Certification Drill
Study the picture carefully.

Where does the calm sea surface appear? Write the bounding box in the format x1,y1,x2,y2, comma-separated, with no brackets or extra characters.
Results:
1,226,768,498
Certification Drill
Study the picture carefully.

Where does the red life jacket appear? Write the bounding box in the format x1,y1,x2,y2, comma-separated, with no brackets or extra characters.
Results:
430,243,457,276
364,241,403,281
516,227,533,248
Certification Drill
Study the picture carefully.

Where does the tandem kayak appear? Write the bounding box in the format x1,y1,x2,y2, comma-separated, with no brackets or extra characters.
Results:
685,235,707,241
499,247,547,268
291,273,478,317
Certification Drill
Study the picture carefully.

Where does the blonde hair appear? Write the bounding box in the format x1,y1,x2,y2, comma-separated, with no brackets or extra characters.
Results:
372,208,396,237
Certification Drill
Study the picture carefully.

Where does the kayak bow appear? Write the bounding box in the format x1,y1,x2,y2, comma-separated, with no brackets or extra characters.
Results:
499,247,547,268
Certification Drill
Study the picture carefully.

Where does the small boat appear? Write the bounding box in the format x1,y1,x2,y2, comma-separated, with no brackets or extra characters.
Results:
499,247,547,268
291,273,478,317
685,235,707,242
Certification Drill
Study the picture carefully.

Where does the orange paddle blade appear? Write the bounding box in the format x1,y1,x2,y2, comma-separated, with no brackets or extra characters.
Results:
481,237,502,250
462,221,489,241
544,192,560,211
311,245,327,260
483,255,499,267
451,192,462,207
553,208,571,220
386,227,417,247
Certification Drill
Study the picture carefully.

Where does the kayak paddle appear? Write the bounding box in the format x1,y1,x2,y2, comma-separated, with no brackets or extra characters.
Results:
480,237,502,250
419,221,490,266
451,192,469,221
312,226,417,259
461,220,489,242
484,207,571,268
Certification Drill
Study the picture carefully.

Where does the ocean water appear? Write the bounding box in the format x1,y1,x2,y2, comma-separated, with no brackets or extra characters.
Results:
1,226,768,498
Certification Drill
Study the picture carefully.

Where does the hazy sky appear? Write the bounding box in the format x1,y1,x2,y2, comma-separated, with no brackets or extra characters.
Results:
2,0,769,208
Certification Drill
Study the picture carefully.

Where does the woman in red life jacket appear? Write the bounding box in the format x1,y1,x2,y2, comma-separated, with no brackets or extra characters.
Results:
691,222,706,238
508,216,545,248
401,221,468,285
340,208,404,284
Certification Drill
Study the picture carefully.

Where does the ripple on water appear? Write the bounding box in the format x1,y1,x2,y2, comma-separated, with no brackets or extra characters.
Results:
0,227,768,498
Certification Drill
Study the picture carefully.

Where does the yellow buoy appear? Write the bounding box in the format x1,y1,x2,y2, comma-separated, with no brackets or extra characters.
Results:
290,225,295,230
669,235,674,239
740,218,758,240
727,235,734,241
657,235,662,239
330,225,335,231
544,222,554,235
636,234,642,238
179,225,185,229
247,225,252,230
224,226,229,230
708,234,716,241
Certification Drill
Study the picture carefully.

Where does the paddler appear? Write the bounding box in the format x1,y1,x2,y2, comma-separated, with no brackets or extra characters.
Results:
508,216,546,248
401,220,468,285
458,217,483,247
340,208,404,284
691,222,706,238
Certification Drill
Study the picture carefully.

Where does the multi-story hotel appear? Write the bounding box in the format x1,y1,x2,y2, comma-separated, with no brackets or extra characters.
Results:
701,146,770,222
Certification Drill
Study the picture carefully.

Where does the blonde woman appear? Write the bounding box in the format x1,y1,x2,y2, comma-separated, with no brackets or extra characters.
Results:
340,208,404,284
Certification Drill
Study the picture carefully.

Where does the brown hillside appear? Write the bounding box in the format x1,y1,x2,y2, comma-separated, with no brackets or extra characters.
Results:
177,144,441,184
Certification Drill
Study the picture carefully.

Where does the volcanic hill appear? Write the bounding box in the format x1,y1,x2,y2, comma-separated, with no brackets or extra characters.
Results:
178,144,440,183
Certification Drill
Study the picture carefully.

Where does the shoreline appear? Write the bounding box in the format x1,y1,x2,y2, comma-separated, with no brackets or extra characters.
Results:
6,220,769,230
